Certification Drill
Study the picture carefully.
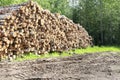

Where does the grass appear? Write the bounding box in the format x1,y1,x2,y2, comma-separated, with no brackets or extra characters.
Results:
15,46,120,61
74,46,120,54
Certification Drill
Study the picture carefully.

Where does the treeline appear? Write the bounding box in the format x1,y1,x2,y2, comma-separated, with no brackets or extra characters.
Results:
0,0,119,45
72,0,120,45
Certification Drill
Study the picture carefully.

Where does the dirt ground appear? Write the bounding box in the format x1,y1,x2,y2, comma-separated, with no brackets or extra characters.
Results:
0,52,120,80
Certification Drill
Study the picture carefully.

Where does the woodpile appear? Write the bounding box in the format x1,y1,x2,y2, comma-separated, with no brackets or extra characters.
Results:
0,1,92,60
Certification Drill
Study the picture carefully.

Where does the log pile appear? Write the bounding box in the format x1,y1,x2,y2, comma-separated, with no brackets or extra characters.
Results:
0,1,92,60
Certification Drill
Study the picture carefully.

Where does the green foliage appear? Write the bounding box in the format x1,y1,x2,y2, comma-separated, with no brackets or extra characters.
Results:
0,0,28,6
35,0,72,18
15,46,120,61
72,0,120,45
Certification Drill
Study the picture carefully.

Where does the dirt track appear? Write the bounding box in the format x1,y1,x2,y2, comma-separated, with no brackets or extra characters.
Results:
0,52,120,80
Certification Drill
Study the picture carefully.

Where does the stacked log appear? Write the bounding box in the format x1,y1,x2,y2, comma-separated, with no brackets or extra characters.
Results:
0,1,92,60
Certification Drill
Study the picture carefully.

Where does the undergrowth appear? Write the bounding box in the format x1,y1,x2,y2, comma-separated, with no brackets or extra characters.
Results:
15,46,120,61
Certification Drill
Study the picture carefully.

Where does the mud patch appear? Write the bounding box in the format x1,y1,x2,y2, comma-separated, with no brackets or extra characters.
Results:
0,52,120,80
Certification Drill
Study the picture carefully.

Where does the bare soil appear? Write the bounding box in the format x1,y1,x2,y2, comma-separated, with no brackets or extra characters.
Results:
0,52,120,80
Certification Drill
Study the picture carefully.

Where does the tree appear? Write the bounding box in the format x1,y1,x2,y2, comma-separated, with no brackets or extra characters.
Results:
72,0,120,45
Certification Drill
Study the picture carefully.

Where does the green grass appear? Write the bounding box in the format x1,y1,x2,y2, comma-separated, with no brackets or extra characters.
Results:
15,46,120,62
74,46,120,54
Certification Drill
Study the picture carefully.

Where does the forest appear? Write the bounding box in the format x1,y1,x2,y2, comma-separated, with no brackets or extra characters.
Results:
0,0,119,46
